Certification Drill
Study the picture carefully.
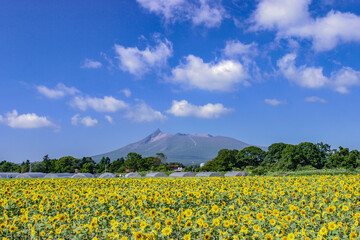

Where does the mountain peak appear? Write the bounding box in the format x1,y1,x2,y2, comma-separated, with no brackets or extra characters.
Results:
152,128,162,136
92,129,266,164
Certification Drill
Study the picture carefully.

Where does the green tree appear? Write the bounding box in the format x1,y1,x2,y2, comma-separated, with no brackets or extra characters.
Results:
344,150,360,169
325,147,356,169
124,153,142,171
109,157,125,173
156,153,167,164
236,146,266,168
263,143,288,167
42,155,52,173
97,157,111,173
21,160,30,173
79,163,95,173
278,145,304,170
201,149,238,171
317,142,331,163
298,142,324,168
31,161,45,172
0,161,20,172
54,156,80,173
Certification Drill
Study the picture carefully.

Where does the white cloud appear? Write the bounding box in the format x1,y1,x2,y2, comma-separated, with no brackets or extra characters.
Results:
252,0,311,31
115,38,173,76
0,110,56,129
170,55,249,91
125,102,167,122
277,53,360,93
121,88,132,98
191,0,224,28
167,100,232,118
332,67,360,93
71,114,98,127
305,96,327,103
264,98,286,106
136,0,224,28
81,59,102,69
105,115,114,124
277,53,329,88
37,83,79,99
71,96,128,112
251,0,360,51
223,40,258,58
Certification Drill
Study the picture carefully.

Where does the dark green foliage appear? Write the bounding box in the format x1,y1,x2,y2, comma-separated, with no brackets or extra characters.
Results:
124,152,142,171
0,160,20,172
262,143,288,166
278,145,304,171
54,156,81,173
201,149,238,171
108,157,125,173
236,146,266,168
298,142,324,169
2,140,359,175
325,147,359,169
96,157,111,173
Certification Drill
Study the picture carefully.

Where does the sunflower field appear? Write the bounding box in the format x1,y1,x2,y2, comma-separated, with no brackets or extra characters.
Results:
1,175,360,240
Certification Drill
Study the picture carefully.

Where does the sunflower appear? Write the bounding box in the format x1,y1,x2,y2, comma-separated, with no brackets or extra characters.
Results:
349,232,358,240
204,233,211,240
161,227,173,236
328,221,336,231
213,218,220,226
20,215,28,223
155,222,161,230
319,226,328,236
55,228,61,235
165,219,173,227
265,233,274,240
184,209,193,217
223,220,230,228
133,232,143,240
256,213,265,221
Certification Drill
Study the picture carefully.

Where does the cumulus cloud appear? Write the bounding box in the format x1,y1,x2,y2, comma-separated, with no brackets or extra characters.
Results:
71,96,128,112
191,0,224,28
264,98,286,106
125,101,167,122
37,83,79,99
251,0,360,51
81,59,102,69
223,40,258,58
105,115,114,124
71,114,98,127
305,96,327,103
120,88,132,98
332,67,360,94
136,0,224,28
115,38,173,76
169,55,249,91
277,53,329,88
167,100,232,118
277,53,360,93
0,110,56,129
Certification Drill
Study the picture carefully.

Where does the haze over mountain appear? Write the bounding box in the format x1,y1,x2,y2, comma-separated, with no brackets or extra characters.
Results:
92,129,266,164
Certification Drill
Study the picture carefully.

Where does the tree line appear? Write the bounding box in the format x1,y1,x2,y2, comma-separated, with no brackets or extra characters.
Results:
1,142,359,174
0,153,185,173
200,142,360,174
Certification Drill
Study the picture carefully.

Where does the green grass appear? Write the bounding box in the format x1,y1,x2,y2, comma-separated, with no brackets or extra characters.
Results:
266,168,360,176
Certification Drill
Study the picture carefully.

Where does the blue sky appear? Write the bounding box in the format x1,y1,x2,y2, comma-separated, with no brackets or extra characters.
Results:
1,0,360,162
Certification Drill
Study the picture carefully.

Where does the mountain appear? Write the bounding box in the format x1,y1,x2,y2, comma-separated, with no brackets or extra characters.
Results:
92,129,266,164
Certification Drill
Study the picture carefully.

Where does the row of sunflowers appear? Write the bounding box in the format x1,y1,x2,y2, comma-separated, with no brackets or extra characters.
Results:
1,175,360,239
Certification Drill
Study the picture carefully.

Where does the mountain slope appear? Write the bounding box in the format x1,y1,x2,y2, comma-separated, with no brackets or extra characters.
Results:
92,129,266,164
